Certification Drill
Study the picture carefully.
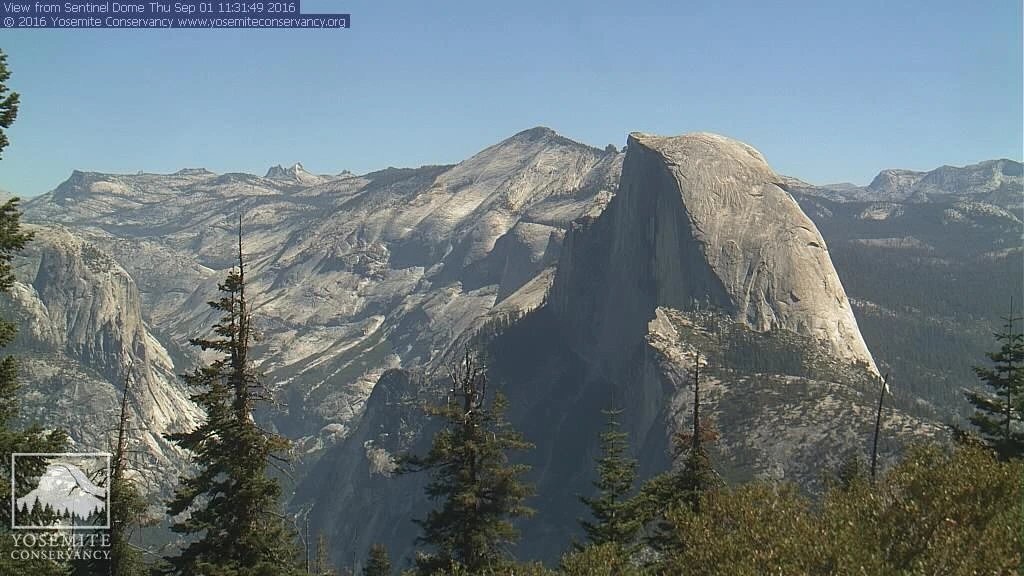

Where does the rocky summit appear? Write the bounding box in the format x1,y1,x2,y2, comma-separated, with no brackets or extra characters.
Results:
551,132,876,375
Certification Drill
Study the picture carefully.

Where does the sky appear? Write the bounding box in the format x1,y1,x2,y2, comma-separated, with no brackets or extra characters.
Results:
0,0,1021,196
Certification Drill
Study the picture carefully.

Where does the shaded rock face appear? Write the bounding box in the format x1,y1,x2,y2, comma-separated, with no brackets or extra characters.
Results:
298,368,435,569
552,132,877,376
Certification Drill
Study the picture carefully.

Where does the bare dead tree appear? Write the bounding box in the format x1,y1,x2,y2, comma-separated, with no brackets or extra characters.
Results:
870,373,890,482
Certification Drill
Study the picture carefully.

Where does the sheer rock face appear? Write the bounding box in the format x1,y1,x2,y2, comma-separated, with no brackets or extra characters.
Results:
552,132,877,375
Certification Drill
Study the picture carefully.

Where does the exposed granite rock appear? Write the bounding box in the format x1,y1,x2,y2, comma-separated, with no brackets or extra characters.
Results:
2,225,202,501
22,127,623,452
792,158,1022,211
552,132,877,376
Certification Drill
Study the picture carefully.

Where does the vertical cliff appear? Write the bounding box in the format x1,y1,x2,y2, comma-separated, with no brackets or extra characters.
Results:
551,132,877,376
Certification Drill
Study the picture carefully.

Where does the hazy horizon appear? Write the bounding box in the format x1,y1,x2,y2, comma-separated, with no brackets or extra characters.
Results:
2,125,1022,199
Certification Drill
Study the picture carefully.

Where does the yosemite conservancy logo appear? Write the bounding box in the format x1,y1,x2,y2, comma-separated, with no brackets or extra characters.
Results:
11,453,111,530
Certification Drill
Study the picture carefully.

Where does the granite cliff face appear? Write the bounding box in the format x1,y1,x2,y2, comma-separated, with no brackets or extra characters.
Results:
551,132,876,375
1,225,201,499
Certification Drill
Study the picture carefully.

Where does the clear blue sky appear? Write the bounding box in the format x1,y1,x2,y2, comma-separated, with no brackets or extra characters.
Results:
1,0,1021,196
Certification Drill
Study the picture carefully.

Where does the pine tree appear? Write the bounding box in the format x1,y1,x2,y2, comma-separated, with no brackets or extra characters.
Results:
314,533,336,576
107,368,147,576
833,451,870,492
965,304,1024,459
0,49,19,159
163,221,301,575
402,348,535,575
0,200,70,503
362,543,391,576
0,56,68,572
577,409,640,555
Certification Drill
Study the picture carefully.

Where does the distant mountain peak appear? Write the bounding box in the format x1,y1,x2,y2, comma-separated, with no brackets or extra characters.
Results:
864,158,1023,208
265,162,308,179
510,126,558,140
173,168,214,176
498,126,602,153
263,162,329,185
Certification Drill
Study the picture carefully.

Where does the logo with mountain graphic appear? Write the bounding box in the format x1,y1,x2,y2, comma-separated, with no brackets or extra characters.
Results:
11,453,111,530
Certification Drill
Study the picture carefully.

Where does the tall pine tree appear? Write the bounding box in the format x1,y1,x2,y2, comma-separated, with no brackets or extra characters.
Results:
402,348,534,575
577,408,640,555
314,533,336,576
162,221,301,575
0,48,68,576
361,543,390,576
965,304,1024,459
107,367,147,576
0,49,19,159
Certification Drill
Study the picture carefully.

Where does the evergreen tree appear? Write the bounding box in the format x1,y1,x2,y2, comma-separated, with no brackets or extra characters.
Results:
0,49,19,159
833,451,869,492
402,348,534,575
577,409,640,555
362,543,391,576
162,223,301,575
107,373,147,576
645,442,1021,574
314,533,336,576
964,304,1024,459
0,55,68,572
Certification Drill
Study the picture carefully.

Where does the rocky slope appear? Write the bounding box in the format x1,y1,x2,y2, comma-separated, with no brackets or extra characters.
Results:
18,127,622,462
0,225,202,502
789,187,1023,418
